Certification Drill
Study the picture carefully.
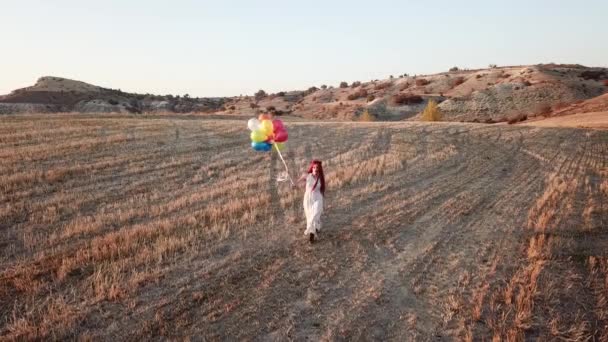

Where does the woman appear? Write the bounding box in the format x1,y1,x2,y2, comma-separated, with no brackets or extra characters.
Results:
295,160,325,243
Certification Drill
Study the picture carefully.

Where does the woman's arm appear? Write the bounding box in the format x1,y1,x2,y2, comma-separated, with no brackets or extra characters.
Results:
297,173,307,183
293,173,307,188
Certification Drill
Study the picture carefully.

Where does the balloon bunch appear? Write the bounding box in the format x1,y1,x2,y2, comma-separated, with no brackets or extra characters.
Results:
247,114,288,152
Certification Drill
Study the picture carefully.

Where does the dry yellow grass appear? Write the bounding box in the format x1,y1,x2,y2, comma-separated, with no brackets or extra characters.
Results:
0,114,606,340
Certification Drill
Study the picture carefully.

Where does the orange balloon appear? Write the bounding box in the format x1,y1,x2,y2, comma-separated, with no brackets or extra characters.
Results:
258,113,272,121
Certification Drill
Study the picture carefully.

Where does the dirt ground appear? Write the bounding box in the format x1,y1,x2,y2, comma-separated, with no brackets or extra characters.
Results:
0,114,607,341
522,111,608,130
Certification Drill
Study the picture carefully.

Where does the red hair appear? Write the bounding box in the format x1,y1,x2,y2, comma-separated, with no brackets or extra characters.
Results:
307,160,325,196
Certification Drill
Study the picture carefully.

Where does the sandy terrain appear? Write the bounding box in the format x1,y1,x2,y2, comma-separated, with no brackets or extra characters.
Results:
522,111,608,129
0,114,606,340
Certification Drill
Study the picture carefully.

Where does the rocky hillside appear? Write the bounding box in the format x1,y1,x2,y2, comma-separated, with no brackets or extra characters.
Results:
220,64,608,122
0,76,225,114
2,65,607,121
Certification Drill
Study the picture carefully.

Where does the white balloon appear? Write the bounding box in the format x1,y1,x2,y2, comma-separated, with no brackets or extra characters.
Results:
247,118,261,131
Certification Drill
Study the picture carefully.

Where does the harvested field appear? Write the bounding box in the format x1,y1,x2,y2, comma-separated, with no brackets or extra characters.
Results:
0,114,607,340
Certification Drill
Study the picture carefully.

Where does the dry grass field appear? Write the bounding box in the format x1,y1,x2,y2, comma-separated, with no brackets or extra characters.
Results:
0,114,607,340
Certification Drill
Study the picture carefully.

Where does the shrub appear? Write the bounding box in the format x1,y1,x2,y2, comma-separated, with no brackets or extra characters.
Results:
452,77,465,87
523,80,532,87
339,82,348,88
580,70,605,80
374,82,392,90
307,86,319,95
347,89,368,100
266,106,276,112
507,113,527,124
249,102,258,109
359,109,375,122
420,99,442,121
108,99,119,105
351,81,361,88
255,89,267,100
475,74,482,79
321,85,327,89
489,64,497,69
366,94,375,102
415,79,429,86
537,104,552,117
393,94,423,105
276,91,286,97
449,66,459,72
229,105,236,111
484,118,496,124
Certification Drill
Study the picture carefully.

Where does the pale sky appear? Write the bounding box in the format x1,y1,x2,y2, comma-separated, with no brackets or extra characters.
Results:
1,0,607,97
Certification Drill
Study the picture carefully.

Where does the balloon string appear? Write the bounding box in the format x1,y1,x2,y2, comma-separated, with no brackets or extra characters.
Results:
274,144,294,186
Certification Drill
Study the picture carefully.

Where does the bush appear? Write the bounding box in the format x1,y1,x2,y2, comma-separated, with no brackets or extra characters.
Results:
475,74,482,79
522,80,532,87
507,113,527,124
452,77,465,87
374,82,392,90
108,99,119,105
266,106,276,112
489,64,497,69
339,82,348,88
347,89,368,100
229,105,236,111
250,102,258,109
255,89,267,100
276,91,286,97
420,99,442,121
351,81,361,88
366,94,375,102
580,70,605,80
393,94,423,105
415,79,429,86
321,85,327,89
359,109,375,122
449,66,459,72
538,105,552,117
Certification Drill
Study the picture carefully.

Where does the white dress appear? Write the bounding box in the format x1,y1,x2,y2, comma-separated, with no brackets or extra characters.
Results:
303,174,324,236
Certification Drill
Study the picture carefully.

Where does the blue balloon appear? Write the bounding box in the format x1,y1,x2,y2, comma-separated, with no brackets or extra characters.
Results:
251,141,272,152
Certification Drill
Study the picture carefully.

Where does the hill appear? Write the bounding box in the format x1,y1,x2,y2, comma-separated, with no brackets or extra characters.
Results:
220,64,608,122
0,76,225,114
2,64,607,123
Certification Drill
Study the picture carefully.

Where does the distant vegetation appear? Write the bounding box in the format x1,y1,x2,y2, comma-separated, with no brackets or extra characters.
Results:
421,99,442,121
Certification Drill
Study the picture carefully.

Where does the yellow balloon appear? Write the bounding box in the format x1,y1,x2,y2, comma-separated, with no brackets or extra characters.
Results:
274,142,285,151
250,129,267,143
261,120,273,136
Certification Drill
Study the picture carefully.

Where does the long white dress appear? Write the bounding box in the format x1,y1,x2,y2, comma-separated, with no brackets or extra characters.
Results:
303,174,324,236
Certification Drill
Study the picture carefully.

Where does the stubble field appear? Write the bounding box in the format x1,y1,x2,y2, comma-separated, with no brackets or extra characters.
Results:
0,114,607,341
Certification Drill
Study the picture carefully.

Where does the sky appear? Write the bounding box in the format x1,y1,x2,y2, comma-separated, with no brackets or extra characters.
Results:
1,0,607,97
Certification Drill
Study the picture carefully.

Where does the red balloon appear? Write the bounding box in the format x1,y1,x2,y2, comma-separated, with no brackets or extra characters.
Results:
272,119,284,132
274,129,288,142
